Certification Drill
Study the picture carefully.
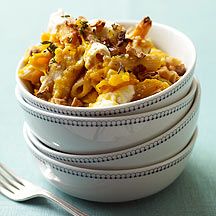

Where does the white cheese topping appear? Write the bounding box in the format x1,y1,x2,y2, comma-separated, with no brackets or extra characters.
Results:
115,85,135,104
89,85,135,108
48,9,67,33
84,42,111,69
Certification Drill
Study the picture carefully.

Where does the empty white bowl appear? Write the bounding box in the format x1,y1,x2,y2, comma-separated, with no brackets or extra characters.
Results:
26,127,198,202
16,78,197,154
23,78,200,169
16,21,196,117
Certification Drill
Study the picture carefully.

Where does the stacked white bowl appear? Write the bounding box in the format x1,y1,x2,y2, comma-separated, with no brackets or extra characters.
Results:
15,21,199,202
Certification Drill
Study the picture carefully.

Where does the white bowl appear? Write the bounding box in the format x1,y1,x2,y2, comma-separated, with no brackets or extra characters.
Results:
16,78,197,154
16,21,196,117
26,128,198,202
23,78,199,169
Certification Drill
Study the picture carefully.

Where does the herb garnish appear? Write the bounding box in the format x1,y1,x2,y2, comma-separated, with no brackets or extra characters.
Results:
50,58,57,64
41,41,50,44
79,20,88,34
41,41,57,54
61,15,70,18
118,63,125,73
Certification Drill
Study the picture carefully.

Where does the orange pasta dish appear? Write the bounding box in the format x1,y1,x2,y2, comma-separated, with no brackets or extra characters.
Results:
18,9,186,108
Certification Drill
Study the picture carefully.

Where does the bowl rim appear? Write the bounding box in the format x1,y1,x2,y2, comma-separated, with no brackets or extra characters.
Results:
16,21,196,114
23,78,200,161
25,125,197,176
16,77,197,123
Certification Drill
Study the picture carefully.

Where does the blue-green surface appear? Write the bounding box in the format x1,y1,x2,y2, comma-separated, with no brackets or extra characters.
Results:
0,0,215,215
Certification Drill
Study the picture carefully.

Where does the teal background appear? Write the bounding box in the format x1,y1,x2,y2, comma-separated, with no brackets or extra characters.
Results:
0,0,215,215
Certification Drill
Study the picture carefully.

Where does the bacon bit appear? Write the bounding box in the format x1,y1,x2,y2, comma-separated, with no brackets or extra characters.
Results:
133,64,158,81
133,64,146,74
108,46,124,56
71,97,83,107
133,64,146,81
108,38,132,56
117,38,132,47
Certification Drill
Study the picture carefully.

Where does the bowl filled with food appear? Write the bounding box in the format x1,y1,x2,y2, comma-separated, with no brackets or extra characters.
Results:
16,76,197,154
16,9,196,117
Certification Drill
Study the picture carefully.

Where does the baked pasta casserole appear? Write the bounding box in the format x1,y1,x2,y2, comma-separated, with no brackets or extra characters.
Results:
18,9,186,108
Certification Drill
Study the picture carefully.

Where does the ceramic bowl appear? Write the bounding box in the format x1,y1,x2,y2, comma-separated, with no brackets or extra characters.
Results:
16,21,196,117
26,128,198,202
23,78,200,169
16,78,197,154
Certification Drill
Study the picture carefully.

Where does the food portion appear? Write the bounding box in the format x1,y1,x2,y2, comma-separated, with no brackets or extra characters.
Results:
18,9,186,108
